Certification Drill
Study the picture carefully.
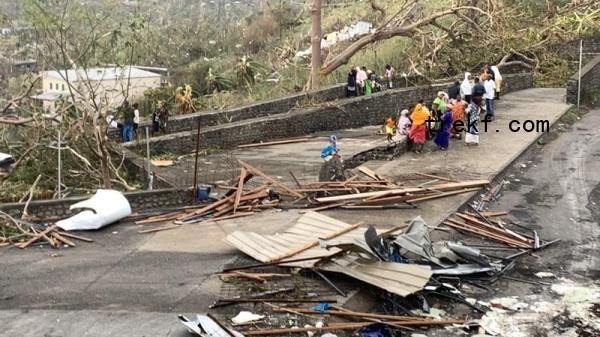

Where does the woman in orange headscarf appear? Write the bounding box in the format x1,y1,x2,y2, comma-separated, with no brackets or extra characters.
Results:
409,99,430,153
451,96,466,139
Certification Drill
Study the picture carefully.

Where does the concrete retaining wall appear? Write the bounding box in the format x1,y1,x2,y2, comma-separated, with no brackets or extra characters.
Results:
0,188,193,219
128,73,534,156
567,54,600,106
111,76,425,141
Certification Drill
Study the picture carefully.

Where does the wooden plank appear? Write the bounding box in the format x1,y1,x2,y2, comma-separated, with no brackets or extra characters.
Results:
51,232,76,247
138,224,181,234
289,171,302,188
237,137,310,149
405,188,480,203
266,223,363,263
233,167,248,213
16,225,57,249
455,213,531,243
415,172,457,182
242,323,372,336
442,219,530,248
315,180,489,203
479,211,509,217
55,231,94,242
357,166,384,181
186,211,255,225
299,202,349,213
239,160,304,198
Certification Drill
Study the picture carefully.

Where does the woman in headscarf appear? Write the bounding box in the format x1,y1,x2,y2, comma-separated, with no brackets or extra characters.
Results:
491,65,503,100
397,109,411,136
465,97,481,146
409,99,430,153
460,72,472,103
451,96,465,139
434,103,453,151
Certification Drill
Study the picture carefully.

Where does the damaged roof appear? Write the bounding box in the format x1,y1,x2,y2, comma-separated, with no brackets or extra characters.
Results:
226,212,363,268
319,254,433,297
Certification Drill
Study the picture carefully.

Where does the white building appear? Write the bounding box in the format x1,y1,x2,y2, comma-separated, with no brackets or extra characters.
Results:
32,66,163,111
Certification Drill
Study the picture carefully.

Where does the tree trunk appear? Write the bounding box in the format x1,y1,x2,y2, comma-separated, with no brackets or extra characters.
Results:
309,0,322,90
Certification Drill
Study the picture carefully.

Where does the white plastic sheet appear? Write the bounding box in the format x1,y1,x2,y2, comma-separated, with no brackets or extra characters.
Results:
56,189,131,231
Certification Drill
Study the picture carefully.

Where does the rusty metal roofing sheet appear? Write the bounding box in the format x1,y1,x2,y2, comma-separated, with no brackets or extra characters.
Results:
226,212,367,268
319,254,433,297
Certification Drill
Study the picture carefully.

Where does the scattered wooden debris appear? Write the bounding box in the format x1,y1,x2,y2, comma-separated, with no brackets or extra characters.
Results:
134,164,490,235
237,137,311,149
0,212,93,249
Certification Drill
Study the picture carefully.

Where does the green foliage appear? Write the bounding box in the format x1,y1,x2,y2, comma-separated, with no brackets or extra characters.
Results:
205,68,234,93
534,53,574,87
235,56,265,89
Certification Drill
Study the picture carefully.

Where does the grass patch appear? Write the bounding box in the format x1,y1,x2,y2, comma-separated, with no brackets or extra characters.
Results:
560,106,579,125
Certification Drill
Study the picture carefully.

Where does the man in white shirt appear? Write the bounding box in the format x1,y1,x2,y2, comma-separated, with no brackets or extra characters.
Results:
132,102,140,140
484,76,496,121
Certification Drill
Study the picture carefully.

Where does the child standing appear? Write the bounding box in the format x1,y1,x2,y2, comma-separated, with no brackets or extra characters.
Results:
384,116,397,142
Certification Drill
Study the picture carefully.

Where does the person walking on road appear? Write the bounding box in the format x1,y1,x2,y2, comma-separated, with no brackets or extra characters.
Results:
465,97,481,146
484,75,496,121
409,100,430,154
460,72,473,103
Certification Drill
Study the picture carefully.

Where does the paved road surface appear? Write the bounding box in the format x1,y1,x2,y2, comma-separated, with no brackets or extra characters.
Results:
1,89,591,337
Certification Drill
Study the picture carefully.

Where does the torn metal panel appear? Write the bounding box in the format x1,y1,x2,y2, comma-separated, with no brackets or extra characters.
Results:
447,241,491,266
56,190,132,231
319,254,433,297
431,264,499,276
393,216,452,267
226,212,366,268
178,314,243,337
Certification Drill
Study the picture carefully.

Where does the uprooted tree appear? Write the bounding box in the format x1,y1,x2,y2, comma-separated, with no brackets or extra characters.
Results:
315,0,600,81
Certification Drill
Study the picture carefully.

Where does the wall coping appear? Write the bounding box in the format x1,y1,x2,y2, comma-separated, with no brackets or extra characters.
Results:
0,187,193,210
570,53,600,80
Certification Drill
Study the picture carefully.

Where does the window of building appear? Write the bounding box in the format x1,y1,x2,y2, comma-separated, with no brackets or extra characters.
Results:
62,84,65,91
49,83,53,90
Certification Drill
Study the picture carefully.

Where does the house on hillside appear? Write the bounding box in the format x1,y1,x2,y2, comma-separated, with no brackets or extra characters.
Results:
31,66,163,111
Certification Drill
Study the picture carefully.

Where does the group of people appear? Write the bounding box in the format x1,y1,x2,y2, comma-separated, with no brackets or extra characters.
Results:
346,64,396,97
106,100,170,142
383,65,503,153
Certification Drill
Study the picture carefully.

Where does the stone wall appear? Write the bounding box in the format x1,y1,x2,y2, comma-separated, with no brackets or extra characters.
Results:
0,188,193,219
109,84,346,140
566,54,600,106
552,37,600,61
127,73,534,156
111,76,426,141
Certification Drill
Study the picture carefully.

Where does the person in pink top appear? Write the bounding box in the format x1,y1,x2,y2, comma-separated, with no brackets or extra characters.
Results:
356,66,367,95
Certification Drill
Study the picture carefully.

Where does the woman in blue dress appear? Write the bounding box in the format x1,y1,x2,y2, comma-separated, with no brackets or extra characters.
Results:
434,106,453,151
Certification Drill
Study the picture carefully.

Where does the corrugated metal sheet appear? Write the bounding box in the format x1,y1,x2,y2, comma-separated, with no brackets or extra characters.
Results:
319,254,433,297
226,212,367,268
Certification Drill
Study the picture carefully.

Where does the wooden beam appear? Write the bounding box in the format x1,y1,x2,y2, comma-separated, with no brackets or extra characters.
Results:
266,222,363,262
233,167,248,213
315,180,489,203
405,188,480,203
16,225,57,249
237,138,310,149
239,160,304,198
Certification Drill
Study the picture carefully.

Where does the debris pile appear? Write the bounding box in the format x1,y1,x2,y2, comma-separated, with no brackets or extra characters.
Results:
185,196,562,336
0,189,129,249
0,219,93,249
136,161,489,233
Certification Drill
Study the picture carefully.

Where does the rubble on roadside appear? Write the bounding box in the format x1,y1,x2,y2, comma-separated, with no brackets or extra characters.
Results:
135,160,489,233
178,191,563,336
